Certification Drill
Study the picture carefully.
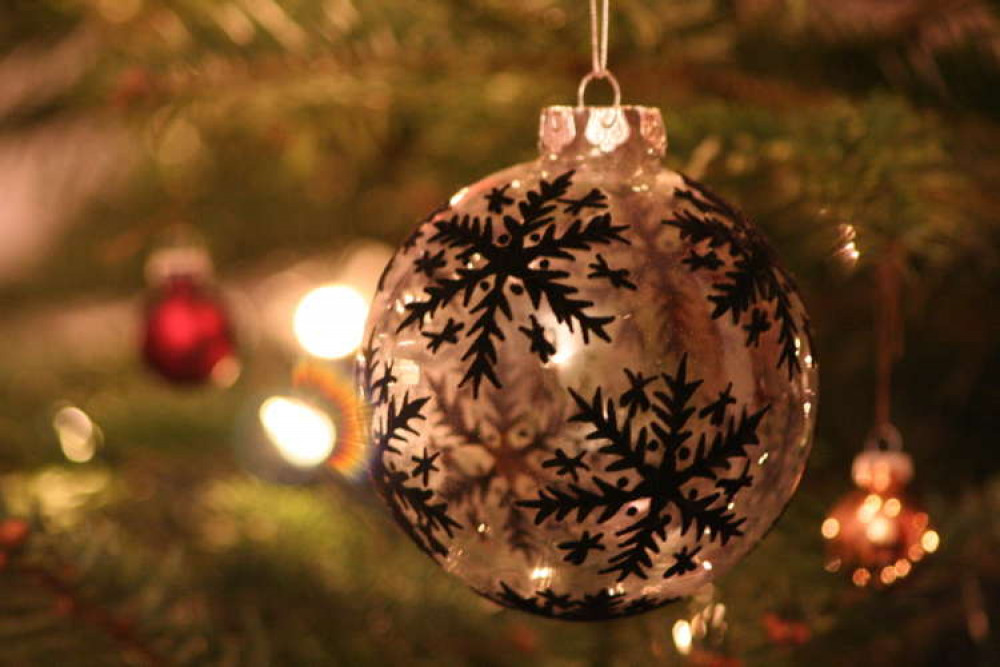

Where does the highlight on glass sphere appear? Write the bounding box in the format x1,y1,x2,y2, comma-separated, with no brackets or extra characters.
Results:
293,284,368,359
822,435,938,588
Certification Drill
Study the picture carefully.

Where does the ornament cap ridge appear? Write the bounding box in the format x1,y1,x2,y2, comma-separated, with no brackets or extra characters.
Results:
538,105,666,165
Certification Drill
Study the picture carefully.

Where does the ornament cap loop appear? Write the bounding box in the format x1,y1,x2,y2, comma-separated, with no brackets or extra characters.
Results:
576,70,622,108
864,422,903,452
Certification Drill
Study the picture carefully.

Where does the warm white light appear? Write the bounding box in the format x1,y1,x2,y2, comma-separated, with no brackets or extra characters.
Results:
821,517,840,540
921,530,940,554
259,396,336,467
53,406,99,463
672,620,693,655
857,493,882,521
530,566,554,581
549,325,578,366
866,516,895,545
294,284,368,359
880,498,899,518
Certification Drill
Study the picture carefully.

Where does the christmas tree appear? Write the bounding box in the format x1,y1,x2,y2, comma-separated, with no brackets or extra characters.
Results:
1,1,998,664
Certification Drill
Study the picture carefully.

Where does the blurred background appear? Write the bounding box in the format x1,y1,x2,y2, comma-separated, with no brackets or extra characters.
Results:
1,0,999,665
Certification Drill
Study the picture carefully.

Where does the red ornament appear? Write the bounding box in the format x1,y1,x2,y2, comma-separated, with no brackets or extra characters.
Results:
142,276,237,385
761,612,811,646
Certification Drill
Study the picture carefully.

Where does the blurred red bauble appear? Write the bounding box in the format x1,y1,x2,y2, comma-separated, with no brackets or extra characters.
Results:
142,275,238,386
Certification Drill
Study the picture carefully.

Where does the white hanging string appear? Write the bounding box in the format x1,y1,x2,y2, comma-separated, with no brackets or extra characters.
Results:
590,0,609,74
577,0,621,107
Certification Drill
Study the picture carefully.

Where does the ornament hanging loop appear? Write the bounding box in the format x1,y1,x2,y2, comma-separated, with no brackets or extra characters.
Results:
576,70,622,108
577,0,621,108
864,421,903,452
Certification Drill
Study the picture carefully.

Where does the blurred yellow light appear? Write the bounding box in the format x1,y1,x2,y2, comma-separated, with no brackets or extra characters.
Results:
530,566,553,581
821,517,840,539
883,497,901,517
294,284,368,359
865,516,894,545
857,493,882,521
895,559,912,578
672,620,693,656
921,530,940,554
259,396,336,467
880,566,898,586
53,406,98,464
852,568,871,587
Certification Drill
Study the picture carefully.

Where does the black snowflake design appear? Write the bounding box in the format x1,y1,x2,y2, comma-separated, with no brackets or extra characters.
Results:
559,188,608,215
422,318,464,353
663,545,703,578
517,315,556,363
485,184,514,214
664,176,808,379
489,581,674,620
519,355,769,582
587,254,637,290
397,170,632,397
542,447,590,481
557,530,605,565
410,447,441,486
414,249,447,277
360,336,462,558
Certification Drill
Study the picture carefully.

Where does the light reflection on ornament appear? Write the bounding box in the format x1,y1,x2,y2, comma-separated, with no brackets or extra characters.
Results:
53,405,100,463
259,396,336,467
294,284,368,359
449,187,470,206
834,223,861,269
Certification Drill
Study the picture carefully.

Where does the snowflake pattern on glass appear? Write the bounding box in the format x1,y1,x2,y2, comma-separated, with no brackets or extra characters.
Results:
360,104,817,621
396,171,632,397
519,356,768,582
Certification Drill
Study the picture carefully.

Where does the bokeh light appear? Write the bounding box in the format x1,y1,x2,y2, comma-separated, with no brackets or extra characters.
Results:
293,284,368,359
259,396,336,467
52,405,100,463
823,487,935,588
291,362,368,478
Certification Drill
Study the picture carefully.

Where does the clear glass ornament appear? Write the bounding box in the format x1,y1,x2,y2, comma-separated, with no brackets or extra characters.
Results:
359,105,818,620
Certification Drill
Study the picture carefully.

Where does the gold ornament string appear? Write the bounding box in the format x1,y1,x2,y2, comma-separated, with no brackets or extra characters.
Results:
577,0,622,107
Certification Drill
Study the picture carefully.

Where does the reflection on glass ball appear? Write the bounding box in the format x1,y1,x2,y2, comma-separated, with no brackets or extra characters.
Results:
360,105,817,619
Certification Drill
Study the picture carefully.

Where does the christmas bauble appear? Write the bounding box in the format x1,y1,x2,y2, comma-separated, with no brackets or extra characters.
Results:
142,249,237,386
359,105,818,619
822,444,938,588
